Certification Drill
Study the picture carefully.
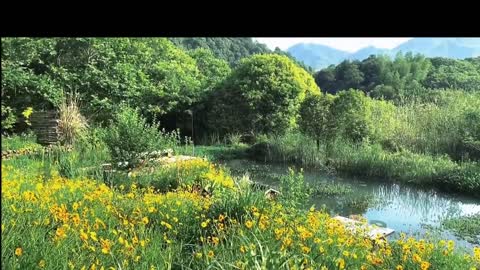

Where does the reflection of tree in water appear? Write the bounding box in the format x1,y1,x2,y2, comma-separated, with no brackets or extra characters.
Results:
370,184,464,224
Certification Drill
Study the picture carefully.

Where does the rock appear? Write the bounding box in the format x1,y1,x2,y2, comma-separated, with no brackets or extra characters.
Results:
265,188,280,200
101,163,113,170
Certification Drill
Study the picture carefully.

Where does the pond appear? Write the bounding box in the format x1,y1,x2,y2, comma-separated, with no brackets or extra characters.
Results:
223,159,480,249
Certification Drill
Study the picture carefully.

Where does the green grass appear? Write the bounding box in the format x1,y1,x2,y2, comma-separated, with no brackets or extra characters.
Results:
182,144,249,161
310,182,353,197
1,133,41,152
442,214,480,245
247,133,480,197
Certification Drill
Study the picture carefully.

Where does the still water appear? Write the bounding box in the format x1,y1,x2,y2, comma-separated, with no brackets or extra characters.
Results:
223,159,480,249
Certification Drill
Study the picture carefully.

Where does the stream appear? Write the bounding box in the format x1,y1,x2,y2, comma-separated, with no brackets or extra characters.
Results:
223,159,480,250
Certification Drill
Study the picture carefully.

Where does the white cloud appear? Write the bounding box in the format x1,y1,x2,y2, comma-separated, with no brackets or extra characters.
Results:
254,38,413,53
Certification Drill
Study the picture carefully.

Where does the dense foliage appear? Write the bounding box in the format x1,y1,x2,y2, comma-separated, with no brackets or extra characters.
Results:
169,38,270,67
314,53,480,101
207,54,320,136
1,38,230,132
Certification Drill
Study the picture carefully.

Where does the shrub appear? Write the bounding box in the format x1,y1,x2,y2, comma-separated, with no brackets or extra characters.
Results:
279,168,311,208
103,105,181,169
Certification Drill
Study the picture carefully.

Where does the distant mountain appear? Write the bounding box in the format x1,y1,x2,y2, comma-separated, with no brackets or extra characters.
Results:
287,43,349,69
348,46,389,60
392,38,480,59
287,38,480,70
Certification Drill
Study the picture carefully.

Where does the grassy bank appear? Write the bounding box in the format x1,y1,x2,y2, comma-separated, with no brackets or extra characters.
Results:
2,150,480,269
243,133,480,197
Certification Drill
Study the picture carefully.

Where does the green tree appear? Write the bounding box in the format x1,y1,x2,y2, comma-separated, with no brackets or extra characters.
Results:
314,66,337,93
208,54,320,135
169,38,270,67
299,93,336,149
331,89,373,142
188,48,231,92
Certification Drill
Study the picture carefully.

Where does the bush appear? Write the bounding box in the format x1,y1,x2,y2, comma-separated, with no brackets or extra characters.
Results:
1,104,16,133
103,105,181,169
330,89,373,142
441,162,480,196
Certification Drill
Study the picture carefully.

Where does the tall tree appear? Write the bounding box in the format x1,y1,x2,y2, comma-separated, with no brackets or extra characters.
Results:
207,54,320,135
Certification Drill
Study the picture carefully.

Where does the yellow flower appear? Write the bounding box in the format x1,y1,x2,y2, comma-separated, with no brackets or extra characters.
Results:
15,247,22,256
245,220,253,229
195,252,203,259
336,258,345,270
201,222,207,228
212,237,219,246
90,232,98,242
447,240,455,251
100,238,112,254
39,260,46,268
218,214,225,222
474,247,480,261
55,226,67,240
420,261,431,270
240,245,247,253
413,253,422,263
301,245,311,254
207,250,214,258
142,217,149,225
396,266,404,270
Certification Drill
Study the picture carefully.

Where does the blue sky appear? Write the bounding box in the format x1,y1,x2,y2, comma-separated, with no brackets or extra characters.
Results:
254,38,413,53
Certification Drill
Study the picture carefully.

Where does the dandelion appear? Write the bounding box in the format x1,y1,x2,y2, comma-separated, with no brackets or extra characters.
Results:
39,259,46,268
201,221,208,228
208,250,214,258
245,220,253,229
15,247,22,256
396,266,404,270
195,252,202,259
142,217,149,225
